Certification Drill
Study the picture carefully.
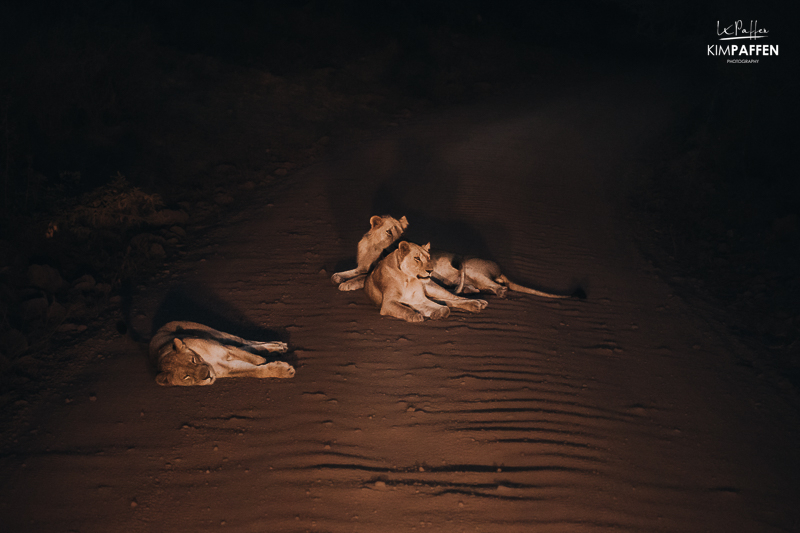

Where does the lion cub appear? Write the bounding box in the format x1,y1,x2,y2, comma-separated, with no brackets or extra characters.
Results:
365,241,487,322
151,321,295,386
332,215,408,288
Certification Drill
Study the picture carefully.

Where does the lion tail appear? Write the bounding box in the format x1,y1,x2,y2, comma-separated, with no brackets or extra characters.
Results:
455,267,466,294
497,275,586,299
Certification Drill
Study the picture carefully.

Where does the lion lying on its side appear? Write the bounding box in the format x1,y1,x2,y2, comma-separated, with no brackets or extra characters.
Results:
151,321,295,386
364,241,487,322
429,252,585,299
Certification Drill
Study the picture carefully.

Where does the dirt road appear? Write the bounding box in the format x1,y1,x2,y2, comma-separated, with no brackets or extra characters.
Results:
2,74,799,532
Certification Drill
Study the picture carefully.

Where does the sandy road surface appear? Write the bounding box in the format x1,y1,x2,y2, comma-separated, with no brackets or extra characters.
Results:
2,75,799,532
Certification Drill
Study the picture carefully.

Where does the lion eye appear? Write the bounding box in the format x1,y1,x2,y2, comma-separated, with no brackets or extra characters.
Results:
183,375,191,380
415,257,421,262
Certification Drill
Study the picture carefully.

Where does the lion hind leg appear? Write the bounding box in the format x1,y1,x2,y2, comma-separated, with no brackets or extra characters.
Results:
458,271,505,297
249,341,289,353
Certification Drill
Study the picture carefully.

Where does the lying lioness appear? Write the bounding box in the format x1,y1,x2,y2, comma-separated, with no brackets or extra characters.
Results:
364,241,487,322
430,252,586,299
331,215,408,287
151,321,295,386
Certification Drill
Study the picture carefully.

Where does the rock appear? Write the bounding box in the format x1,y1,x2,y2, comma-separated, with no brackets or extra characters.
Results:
169,226,186,238
145,209,189,227
149,243,166,259
214,163,237,175
214,193,235,205
47,301,67,324
273,168,288,176
93,283,112,296
27,264,65,293
21,296,49,322
72,274,96,292
12,355,41,378
0,329,28,358
56,323,80,334
67,296,89,319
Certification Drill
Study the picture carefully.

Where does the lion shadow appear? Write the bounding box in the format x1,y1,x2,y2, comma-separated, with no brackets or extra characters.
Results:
121,281,296,373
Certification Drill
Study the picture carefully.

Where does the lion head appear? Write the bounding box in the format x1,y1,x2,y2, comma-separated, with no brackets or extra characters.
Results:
397,241,433,280
155,338,215,386
365,215,408,251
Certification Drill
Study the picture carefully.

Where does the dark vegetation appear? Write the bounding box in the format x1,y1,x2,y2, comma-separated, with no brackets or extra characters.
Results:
0,0,797,395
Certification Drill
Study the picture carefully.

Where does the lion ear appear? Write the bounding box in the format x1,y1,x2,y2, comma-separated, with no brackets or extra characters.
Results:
155,373,171,386
399,215,408,229
173,338,184,351
398,241,410,258
423,242,430,251
370,215,383,229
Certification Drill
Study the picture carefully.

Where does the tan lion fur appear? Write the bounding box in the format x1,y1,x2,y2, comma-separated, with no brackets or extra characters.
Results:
151,321,295,386
364,241,487,322
337,215,583,299
331,215,408,287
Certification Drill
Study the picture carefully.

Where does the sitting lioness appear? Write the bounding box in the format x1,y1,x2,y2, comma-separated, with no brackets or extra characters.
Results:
364,241,487,322
151,321,295,386
331,215,408,288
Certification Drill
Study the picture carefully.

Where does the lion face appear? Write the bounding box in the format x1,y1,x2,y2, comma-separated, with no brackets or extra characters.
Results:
156,338,215,386
369,215,408,251
397,241,433,280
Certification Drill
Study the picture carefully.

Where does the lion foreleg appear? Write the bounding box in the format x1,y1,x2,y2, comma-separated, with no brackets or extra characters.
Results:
338,274,367,291
423,282,488,313
331,267,364,285
380,300,425,322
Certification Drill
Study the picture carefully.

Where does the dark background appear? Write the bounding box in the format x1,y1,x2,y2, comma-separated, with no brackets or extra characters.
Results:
1,0,793,195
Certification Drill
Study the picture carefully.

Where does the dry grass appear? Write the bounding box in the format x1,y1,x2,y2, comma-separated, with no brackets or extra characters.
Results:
65,173,163,238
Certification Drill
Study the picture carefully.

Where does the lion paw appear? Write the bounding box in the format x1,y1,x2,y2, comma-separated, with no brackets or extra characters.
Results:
331,273,344,284
338,278,364,291
465,299,488,312
429,307,451,320
406,312,426,323
263,361,295,378
253,341,289,353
